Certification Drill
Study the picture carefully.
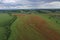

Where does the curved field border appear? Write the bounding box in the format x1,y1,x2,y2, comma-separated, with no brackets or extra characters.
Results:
12,14,60,40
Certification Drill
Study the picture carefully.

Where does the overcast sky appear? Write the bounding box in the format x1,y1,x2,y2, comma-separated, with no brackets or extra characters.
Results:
0,0,60,9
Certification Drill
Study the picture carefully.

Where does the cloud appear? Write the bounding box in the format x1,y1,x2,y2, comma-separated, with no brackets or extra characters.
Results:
38,1,60,9
2,0,17,3
0,0,35,9
0,0,60,9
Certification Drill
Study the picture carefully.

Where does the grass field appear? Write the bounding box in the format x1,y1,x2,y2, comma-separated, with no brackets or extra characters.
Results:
38,14,60,33
9,14,60,40
0,14,13,26
0,14,15,40
0,13,60,40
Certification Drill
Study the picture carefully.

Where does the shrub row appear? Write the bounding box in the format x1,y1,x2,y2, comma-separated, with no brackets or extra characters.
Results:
2,16,17,40
48,15,60,24
6,16,17,40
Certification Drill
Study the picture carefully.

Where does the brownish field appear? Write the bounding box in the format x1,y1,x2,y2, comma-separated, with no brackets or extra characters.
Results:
14,14,60,40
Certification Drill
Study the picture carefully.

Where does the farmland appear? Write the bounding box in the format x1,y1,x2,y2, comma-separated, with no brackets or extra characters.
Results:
0,13,17,40
0,9,60,40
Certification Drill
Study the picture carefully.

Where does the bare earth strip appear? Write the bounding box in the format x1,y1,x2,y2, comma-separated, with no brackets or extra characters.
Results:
14,14,60,40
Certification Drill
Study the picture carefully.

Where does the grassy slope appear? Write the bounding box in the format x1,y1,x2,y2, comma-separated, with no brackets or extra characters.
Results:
0,14,13,26
9,14,60,40
0,14,13,40
38,14,60,33
9,15,46,40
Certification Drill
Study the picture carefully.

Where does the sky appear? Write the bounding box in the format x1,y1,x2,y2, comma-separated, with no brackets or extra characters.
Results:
0,0,60,9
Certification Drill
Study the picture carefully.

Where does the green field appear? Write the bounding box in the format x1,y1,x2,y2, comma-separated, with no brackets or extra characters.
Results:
0,14,16,40
0,13,60,40
9,14,60,40
39,14,60,33
0,14,13,26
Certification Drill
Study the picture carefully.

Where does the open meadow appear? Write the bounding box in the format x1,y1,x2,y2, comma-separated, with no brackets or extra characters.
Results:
0,10,60,40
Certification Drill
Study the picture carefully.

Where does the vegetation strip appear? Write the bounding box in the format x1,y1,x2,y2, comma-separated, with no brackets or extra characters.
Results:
3,16,17,40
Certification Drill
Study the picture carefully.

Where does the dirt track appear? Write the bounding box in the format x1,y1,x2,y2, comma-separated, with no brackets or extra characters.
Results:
14,14,60,40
